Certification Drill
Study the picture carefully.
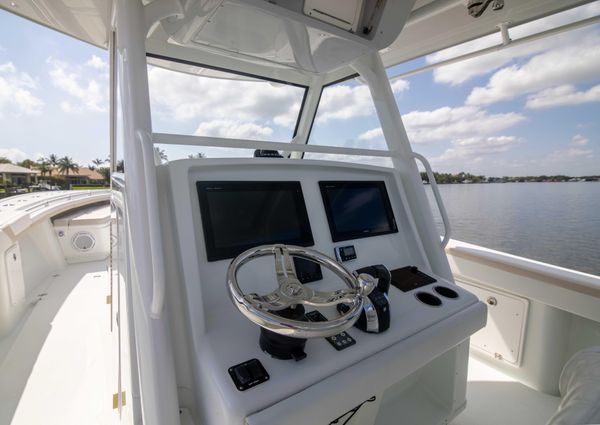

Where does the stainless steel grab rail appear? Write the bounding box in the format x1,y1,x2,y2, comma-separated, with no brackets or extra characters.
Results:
413,152,451,248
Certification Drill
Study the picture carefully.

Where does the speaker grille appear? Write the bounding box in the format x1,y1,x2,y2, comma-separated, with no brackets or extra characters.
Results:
72,232,96,252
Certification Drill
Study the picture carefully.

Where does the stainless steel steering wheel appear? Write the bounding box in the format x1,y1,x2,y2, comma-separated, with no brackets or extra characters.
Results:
227,244,376,338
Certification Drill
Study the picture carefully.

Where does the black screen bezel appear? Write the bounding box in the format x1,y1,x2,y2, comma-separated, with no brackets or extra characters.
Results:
319,181,398,242
197,181,314,261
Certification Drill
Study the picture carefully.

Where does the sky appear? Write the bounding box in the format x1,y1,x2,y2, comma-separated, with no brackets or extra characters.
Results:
0,3,599,176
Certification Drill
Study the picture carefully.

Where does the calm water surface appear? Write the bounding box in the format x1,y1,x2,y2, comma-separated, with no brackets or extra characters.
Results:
425,182,600,276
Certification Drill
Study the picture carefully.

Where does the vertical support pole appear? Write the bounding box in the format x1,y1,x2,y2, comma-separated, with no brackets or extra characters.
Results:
292,76,325,144
351,52,453,280
109,214,114,332
109,30,117,177
114,0,179,424
289,76,325,159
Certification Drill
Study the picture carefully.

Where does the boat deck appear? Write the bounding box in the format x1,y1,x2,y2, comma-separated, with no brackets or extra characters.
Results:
452,356,560,425
0,261,122,425
0,259,563,425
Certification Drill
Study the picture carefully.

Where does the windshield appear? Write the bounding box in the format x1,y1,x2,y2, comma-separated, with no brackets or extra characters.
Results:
147,57,307,160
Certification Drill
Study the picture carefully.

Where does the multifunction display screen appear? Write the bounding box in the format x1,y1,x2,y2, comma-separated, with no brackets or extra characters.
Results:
197,181,314,261
319,181,398,242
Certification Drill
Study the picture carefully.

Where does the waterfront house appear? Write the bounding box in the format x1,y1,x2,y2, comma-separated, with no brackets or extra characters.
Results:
44,167,106,186
0,164,38,186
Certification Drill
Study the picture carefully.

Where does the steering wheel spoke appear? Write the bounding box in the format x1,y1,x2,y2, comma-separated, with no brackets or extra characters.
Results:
244,290,295,311
274,245,298,285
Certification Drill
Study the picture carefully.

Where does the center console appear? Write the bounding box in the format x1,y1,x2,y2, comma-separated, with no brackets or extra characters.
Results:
159,158,486,425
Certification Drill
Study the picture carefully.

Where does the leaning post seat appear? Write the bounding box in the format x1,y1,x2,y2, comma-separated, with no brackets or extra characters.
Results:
546,346,600,425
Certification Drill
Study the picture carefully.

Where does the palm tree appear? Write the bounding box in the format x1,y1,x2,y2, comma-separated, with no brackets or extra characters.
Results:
18,159,36,169
156,148,168,162
36,160,52,177
47,154,59,167
57,156,80,176
89,158,107,171
97,167,110,184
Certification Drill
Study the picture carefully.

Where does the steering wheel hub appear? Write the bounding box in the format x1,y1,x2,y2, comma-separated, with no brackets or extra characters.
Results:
280,281,304,298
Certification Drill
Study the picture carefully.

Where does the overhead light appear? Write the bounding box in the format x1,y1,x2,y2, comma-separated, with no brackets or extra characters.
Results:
10,2,18,7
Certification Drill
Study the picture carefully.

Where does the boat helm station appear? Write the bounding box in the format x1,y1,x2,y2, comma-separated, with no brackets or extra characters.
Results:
2,0,598,424
116,0,595,424
162,159,486,424
138,1,494,422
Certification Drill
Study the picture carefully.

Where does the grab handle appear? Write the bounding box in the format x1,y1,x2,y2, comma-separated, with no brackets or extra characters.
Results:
138,130,166,318
413,152,451,248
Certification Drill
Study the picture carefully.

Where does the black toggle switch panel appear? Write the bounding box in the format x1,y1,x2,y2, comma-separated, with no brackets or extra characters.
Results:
228,359,269,391
305,310,356,351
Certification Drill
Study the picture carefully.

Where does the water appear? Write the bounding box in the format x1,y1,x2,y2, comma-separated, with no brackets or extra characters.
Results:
425,182,600,276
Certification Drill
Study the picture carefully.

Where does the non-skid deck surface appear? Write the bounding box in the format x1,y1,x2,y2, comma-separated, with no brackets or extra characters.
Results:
0,261,120,425
451,356,561,425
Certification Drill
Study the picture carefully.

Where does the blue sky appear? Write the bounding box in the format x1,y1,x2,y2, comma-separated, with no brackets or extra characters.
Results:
1,4,599,176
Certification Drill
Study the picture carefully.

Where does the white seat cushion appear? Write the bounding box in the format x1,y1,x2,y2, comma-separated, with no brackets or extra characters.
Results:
546,346,600,425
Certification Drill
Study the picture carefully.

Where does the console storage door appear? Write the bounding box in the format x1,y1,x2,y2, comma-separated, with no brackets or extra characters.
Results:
459,281,528,366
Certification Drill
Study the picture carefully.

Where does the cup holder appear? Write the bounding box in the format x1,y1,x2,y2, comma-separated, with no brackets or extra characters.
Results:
434,286,459,299
415,292,442,307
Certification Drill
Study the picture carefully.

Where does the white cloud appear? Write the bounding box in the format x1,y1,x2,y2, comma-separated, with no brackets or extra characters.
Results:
48,56,107,112
427,3,600,85
405,106,525,144
358,128,383,141
430,136,522,166
570,134,589,146
194,119,274,140
0,62,16,73
358,106,525,144
303,152,392,168
0,147,28,162
525,84,600,109
546,147,594,162
466,34,600,106
316,84,373,122
316,79,408,123
0,61,43,117
148,69,405,133
390,79,410,93
85,55,108,71
147,66,303,129
517,138,597,175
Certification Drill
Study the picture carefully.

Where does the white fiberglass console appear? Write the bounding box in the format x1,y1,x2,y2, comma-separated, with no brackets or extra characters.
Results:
159,159,486,425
